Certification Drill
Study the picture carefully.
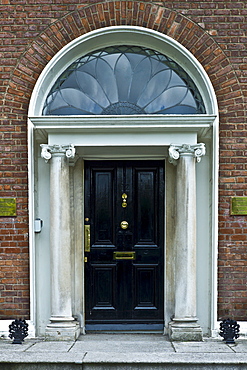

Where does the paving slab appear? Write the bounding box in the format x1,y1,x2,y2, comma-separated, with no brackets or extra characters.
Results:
172,340,234,353
228,341,247,353
0,340,36,352
72,335,173,353
77,334,167,342
26,340,75,352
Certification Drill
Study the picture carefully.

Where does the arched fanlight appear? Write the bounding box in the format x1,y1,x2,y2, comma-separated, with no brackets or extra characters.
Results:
43,46,205,116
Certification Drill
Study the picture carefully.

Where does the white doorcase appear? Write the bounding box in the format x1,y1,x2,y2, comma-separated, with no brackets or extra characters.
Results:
27,26,219,338
28,113,216,337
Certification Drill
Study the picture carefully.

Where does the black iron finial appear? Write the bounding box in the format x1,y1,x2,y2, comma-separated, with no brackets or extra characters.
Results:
9,319,29,344
219,318,240,344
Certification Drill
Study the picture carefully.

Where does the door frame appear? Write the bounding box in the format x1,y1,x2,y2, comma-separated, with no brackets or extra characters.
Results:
84,159,165,330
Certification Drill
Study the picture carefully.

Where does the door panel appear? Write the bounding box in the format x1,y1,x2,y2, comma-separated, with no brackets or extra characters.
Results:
85,160,164,330
133,264,158,309
93,169,114,246
91,264,116,310
136,171,155,242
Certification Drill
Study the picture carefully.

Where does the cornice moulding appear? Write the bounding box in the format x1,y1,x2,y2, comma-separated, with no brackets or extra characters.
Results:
30,115,216,138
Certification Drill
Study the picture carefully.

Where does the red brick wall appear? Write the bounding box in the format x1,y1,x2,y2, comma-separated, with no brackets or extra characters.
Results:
0,0,246,321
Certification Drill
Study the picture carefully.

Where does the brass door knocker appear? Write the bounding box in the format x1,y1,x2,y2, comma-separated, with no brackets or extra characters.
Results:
122,193,127,208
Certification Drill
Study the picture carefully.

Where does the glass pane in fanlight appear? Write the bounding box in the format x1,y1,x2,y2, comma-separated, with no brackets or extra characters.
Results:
76,71,109,108
49,91,67,112
96,58,118,104
168,71,186,88
115,54,133,101
61,88,102,114
137,69,172,107
145,86,188,113
160,105,197,114
150,56,170,75
49,107,89,115
77,57,97,74
126,52,148,72
181,90,197,108
129,56,152,103
102,53,121,69
60,72,79,89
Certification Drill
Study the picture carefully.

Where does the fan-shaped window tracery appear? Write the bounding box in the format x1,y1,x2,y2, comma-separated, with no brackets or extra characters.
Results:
43,46,206,116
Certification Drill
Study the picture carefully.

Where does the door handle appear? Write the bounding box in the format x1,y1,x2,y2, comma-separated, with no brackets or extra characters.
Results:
122,193,127,208
120,220,128,229
84,225,90,252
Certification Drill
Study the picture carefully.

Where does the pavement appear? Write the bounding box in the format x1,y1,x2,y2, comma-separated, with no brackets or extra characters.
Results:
1,334,247,368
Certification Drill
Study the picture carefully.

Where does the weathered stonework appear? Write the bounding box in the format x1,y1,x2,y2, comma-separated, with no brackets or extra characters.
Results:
41,144,80,340
168,143,205,341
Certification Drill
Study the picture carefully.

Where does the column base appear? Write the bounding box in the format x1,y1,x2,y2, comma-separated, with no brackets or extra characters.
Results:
169,319,203,341
45,318,81,341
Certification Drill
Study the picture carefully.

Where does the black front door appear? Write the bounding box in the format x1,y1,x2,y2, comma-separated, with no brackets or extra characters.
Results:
85,160,164,330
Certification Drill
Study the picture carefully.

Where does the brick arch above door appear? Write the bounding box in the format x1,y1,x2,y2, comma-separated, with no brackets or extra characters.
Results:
4,0,243,122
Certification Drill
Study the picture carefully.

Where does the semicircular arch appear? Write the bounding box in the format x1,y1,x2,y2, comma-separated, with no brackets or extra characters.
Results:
29,25,217,116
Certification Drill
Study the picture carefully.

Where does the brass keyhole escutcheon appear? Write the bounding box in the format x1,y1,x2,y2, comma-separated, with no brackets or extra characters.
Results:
120,221,128,229
122,193,127,208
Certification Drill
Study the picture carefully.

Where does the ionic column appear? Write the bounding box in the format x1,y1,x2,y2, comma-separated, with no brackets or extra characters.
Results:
168,143,206,341
41,144,80,340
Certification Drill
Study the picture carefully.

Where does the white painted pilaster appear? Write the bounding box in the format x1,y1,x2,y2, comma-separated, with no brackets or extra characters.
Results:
40,144,80,340
168,143,205,341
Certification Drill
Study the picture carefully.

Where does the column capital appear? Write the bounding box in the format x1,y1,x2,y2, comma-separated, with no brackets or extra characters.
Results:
168,143,206,165
40,144,75,163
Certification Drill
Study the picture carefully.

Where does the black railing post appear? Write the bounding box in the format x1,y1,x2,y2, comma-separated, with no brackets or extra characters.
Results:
219,318,240,344
9,319,29,344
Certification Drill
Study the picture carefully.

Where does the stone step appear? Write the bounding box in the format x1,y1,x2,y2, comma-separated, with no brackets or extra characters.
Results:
1,335,247,369
1,356,247,370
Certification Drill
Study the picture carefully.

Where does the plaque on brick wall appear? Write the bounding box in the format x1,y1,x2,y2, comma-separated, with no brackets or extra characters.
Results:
230,197,247,215
0,198,17,216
